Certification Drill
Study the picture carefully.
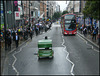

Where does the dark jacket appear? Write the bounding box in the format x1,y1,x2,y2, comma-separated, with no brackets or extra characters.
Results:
8,35,12,45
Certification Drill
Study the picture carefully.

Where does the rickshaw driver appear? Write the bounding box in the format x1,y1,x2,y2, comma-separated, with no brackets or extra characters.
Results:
45,36,49,50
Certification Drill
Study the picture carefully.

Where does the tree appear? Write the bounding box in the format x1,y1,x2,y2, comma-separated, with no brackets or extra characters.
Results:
82,1,100,25
62,10,68,15
52,12,62,20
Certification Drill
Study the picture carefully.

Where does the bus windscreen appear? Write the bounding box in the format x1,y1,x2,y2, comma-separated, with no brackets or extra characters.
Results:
65,15,75,19
64,15,76,31
65,23,76,31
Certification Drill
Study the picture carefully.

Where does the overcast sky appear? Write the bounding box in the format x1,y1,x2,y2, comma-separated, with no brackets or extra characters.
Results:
18,1,69,12
56,1,69,12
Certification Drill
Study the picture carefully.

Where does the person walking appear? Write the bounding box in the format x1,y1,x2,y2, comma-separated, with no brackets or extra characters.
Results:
0,31,4,48
92,28,97,41
15,33,19,48
83,27,87,37
8,34,12,51
12,30,16,41
29,30,33,39
5,33,9,50
97,33,100,45
35,26,38,36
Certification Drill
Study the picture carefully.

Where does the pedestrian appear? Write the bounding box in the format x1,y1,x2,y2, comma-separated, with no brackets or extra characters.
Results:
0,30,4,48
83,27,87,37
29,30,33,39
96,27,98,35
12,30,16,41
32,26,34,35
15,33,19,48
92,28,97,41
35,26,38,36
97,33,100,45
80,26,83,34
8,34,12,51
5,33,9,50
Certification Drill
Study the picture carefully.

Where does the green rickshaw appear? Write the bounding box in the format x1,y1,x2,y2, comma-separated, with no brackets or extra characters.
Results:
38,37,54,59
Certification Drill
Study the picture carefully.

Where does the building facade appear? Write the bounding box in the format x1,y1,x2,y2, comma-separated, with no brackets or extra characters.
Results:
56,4,60,12
40,1,47,19
46,1,56,19
66,1,86,17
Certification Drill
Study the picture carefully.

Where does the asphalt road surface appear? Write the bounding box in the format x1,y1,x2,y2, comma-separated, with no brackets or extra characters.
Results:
3,22,99,75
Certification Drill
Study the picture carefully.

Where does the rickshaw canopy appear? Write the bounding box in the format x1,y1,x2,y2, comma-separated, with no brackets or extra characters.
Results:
38,40,52,48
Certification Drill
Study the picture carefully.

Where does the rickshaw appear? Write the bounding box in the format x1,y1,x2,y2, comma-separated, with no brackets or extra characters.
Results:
38,36,54,59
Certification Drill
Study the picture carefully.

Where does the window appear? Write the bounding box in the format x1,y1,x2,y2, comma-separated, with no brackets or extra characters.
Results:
65,15,75,19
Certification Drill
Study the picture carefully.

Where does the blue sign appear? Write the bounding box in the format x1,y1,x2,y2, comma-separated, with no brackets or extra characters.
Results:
1,10,3,13
38,11,40,17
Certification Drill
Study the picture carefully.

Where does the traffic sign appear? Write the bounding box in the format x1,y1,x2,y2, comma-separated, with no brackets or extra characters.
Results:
7,10,12,14
1,11,3,14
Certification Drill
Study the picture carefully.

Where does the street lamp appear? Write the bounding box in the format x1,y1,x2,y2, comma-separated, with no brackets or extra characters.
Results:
3,0,7,51
29,0,30,27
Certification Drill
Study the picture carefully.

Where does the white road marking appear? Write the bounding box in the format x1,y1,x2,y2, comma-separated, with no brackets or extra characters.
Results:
77,32,99,48
11,27,53,75
12,42,28,75
8,38,30,54
61,32,75,75
77,34,99,53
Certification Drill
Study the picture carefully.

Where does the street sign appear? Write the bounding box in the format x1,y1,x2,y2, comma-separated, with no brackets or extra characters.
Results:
7,10,12,14
15,11,20,20
1,10,3,14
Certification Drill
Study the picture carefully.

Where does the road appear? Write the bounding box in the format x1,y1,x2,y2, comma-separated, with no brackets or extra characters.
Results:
3,22,99,75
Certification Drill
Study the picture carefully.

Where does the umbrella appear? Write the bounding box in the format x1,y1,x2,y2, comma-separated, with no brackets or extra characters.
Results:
35,23,42,26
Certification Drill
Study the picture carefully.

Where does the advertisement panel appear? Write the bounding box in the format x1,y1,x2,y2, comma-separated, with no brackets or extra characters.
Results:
15,11,20,20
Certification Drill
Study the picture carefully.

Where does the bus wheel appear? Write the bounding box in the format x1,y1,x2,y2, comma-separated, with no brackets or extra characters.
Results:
63,34,65,36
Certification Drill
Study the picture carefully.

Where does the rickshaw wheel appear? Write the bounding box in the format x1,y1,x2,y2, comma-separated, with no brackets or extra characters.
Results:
38,57,41,60
49,56,53,59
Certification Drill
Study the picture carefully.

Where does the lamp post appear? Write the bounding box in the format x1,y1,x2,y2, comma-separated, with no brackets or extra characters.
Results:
3,0,7,51
29,0,30,27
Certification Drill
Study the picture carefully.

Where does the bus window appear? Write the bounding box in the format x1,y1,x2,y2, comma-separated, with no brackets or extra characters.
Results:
65,15,75,19
65,23,76,31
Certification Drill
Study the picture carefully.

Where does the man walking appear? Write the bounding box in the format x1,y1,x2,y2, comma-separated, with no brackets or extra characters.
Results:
8,34,12,51
30,30,33,39
15,33,19,48
92,28,97,41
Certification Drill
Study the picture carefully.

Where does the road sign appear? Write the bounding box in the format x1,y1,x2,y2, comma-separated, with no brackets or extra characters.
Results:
7,10,12,14
1,10,3,14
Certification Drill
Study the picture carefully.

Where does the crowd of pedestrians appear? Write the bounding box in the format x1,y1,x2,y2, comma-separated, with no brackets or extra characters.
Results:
79,24,100,45
0,20,52,51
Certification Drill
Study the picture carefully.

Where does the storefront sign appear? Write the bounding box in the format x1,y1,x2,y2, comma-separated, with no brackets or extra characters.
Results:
15,11,20,20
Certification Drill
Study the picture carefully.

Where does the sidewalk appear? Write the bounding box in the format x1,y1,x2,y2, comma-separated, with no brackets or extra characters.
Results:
1,36,30,74
77,30,99,48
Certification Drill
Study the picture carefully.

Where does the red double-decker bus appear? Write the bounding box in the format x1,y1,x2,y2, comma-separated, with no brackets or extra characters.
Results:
61,13,77,35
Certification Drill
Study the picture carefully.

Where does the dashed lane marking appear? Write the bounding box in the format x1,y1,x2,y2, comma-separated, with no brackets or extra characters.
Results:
77,34,99,53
